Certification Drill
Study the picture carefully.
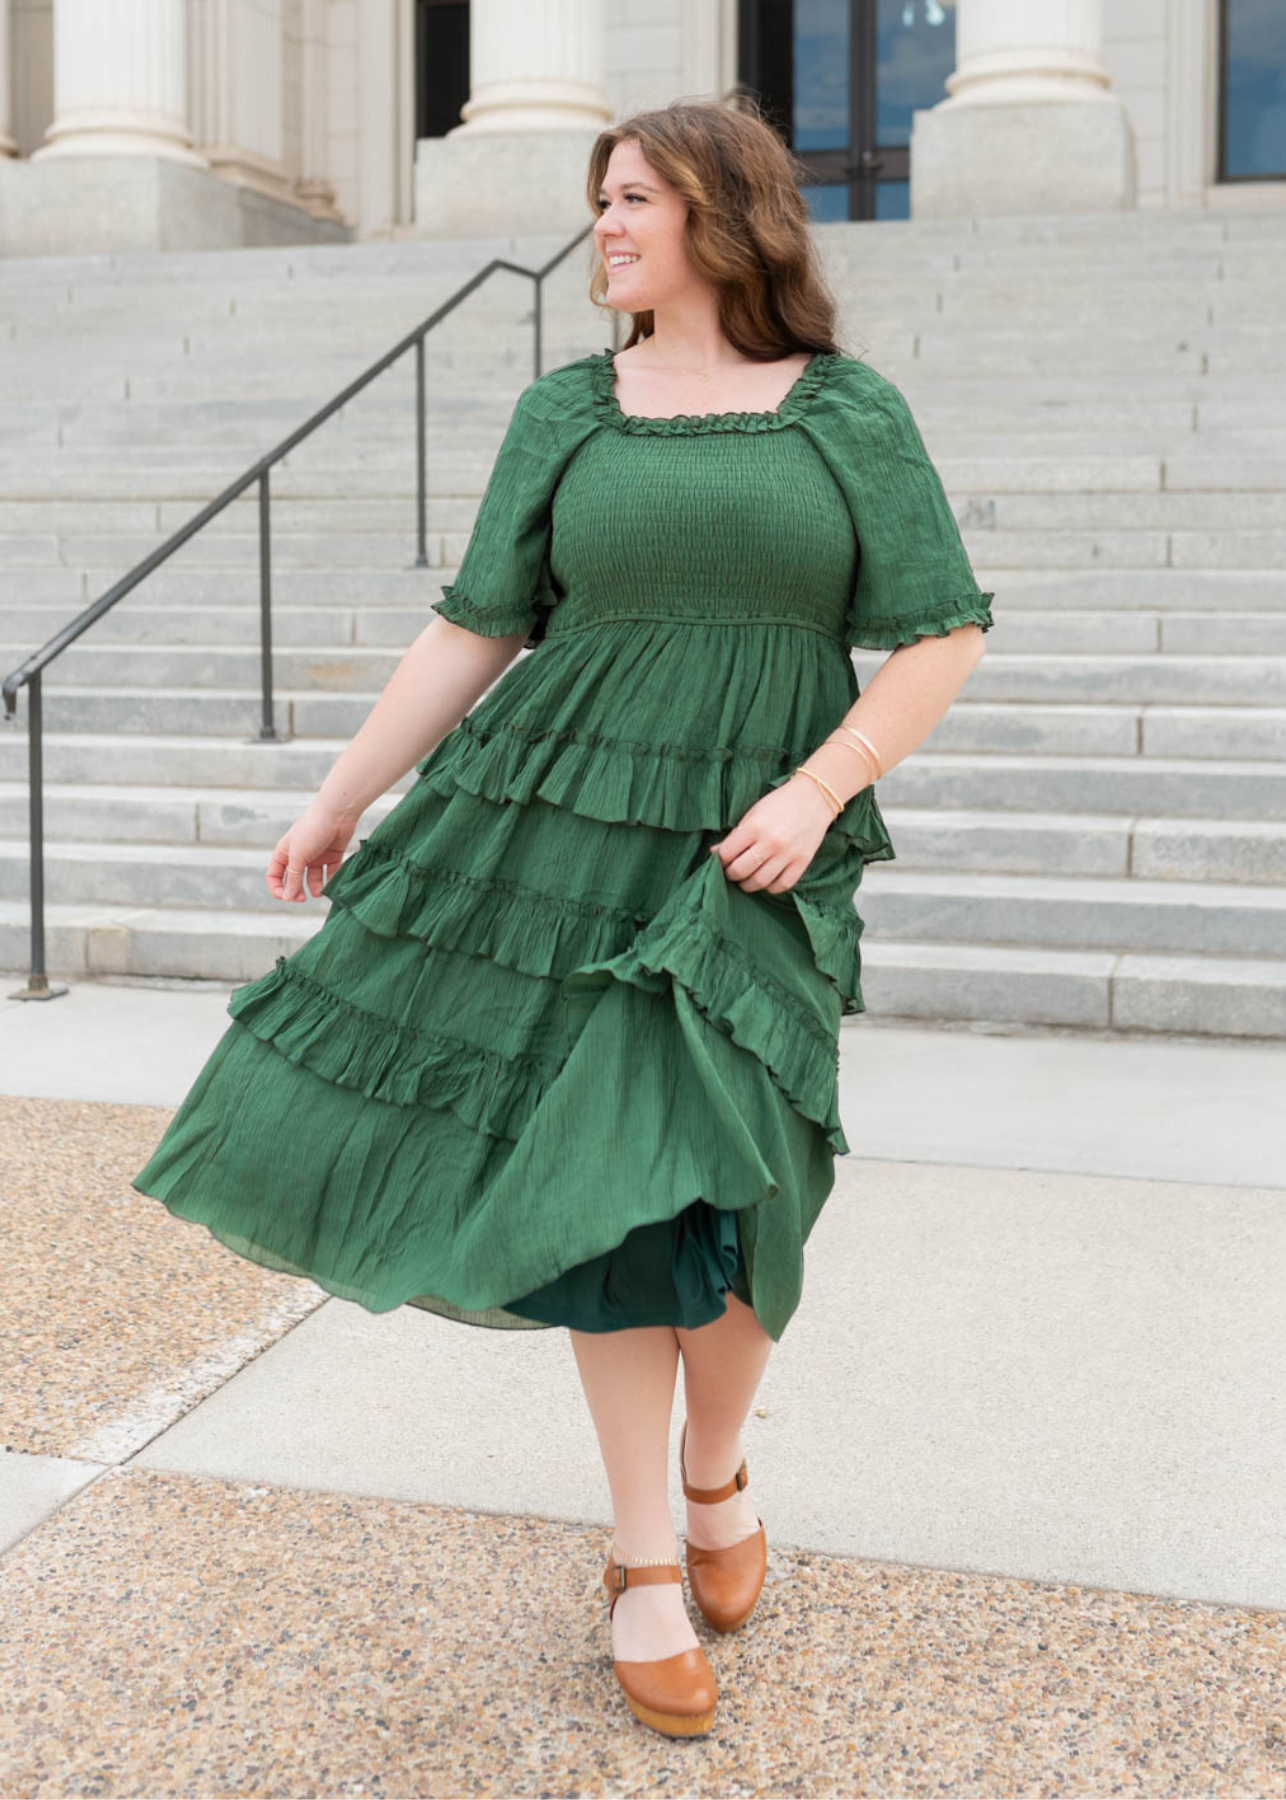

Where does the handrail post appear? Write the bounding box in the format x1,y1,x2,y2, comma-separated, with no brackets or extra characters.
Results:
414,334,428,569
9,671,68,1000
533,273,543,381
258,469,280,742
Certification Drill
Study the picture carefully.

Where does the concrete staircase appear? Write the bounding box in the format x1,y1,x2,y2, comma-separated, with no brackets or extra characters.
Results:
1,211,1284,1037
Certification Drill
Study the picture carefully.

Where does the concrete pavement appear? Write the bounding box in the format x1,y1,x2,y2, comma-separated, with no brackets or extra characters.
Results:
1,975,1283,1794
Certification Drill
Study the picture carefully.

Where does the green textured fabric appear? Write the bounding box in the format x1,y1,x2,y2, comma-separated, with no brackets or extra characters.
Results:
131,347,994,1342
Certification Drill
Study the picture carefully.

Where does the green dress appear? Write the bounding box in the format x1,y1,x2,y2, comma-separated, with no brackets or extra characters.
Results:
131,347,994,1343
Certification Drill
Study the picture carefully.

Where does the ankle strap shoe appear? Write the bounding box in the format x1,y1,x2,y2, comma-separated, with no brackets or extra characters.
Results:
602,1552,717,1737
680,1420,768,1633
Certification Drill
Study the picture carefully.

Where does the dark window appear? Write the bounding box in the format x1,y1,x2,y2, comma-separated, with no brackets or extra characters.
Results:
416,0,470,140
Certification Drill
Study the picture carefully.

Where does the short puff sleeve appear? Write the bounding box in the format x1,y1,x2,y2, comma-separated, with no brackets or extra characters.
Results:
801,361,995,653
432,375,593,652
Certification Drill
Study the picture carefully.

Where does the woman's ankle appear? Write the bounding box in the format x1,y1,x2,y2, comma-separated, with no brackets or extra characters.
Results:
682,1423,746,1489
611,1530,680,1567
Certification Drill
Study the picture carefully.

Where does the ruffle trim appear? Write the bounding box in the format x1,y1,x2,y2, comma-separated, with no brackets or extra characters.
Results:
416,715,896,863
433,584,544,651
325,829,866,1022
846,594,996,652
227,868,856,1157
321,837,650,978
226,957,551,1143
590,346,842,436
563,910,849,1157
790,890,865,1016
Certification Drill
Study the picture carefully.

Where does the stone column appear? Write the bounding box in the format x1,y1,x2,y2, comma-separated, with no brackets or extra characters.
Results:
0,0,18,158
294,0,342,221
31,0,206,165
188,0,290,202
415,0,612,236
911,0,1136,216
457,0,611,133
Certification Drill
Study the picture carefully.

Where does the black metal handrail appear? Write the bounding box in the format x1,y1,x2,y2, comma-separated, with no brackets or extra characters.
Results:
2,220,599,1000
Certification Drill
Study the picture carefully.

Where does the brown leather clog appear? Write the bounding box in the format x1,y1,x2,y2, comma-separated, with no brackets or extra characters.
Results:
602,1553,718,1737
680,1419,768,1633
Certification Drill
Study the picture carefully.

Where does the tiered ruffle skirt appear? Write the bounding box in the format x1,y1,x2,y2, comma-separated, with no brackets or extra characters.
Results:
132,618,896,1342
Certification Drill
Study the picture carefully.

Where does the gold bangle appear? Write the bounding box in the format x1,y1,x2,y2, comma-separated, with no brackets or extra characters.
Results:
833,723,884,778
793,765,843,817
824,733,880,779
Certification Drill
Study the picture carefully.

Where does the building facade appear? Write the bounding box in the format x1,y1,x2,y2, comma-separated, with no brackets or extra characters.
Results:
0,0,1282,254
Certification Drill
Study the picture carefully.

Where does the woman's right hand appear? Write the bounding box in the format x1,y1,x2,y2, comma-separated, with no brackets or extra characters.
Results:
267,799,360,903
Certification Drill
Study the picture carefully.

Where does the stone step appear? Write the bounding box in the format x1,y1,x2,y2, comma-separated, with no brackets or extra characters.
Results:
0,461,503,500
5,422,1280,463
8,565,1284,617
0,730,421,791
1,842,1282,957
1,603,370,648
9,523,1286,572
0,782,398,845
11,487,1286,538
0,898,321,984
2,895,1281,1037
3,640,1284,707
857,941,1286,1038
0,737,1281,818
12,279,1266,346
875,806,1286,883
0,531,455,570
0,497,486,535
859,868,1286,958
4,686,1284,756
876,751,1286,821
860,651,1286,707
9,331,1286,401
7,601,1278,656
0,642,407,693
2,781,1282,883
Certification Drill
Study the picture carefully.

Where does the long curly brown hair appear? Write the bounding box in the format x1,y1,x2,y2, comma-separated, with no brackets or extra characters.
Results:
584,94,844,362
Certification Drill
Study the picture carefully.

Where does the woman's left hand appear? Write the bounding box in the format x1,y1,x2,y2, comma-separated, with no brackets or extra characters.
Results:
709,775,837,894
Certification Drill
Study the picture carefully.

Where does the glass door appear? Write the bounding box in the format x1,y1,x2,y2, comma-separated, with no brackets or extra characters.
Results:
737,0,957,221
1218,0,1286,180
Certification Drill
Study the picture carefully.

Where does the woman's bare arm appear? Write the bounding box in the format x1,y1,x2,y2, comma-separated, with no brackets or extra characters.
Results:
267,616,526,903
712,623,988,892
316,616,527,825
796,622,988,809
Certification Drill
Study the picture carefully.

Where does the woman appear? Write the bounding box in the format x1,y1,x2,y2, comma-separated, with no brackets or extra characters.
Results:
132,96,993,1739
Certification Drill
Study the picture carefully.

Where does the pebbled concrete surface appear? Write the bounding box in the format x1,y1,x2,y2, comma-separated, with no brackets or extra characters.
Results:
1,1463,1282,1798
1,998,1284,1795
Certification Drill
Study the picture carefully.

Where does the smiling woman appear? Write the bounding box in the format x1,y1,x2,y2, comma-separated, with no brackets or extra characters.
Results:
130,93,993,1742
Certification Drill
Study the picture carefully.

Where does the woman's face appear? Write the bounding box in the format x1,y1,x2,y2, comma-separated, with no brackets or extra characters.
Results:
593,138,693,313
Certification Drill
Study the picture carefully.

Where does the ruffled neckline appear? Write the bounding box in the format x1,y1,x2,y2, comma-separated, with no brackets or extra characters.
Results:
589,346,840,436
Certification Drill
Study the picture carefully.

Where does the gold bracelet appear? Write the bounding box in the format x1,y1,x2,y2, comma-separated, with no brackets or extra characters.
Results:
793,764,843,817
832,723,884,778
824,733,880,780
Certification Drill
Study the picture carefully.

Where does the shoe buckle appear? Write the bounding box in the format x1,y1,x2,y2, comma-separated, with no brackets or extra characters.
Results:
735,1462,748,1491
609,1562,630,1593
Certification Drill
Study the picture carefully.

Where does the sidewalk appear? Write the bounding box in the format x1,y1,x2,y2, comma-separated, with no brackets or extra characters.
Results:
1,975,1283,1797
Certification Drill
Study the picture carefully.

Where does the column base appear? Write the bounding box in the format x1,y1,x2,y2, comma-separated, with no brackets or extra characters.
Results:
414,128,601,237
911,99,1137,217
0,154,353,255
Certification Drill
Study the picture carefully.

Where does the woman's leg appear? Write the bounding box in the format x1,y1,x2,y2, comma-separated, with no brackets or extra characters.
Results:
569,1322,700,1661
675,1292,773,1549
